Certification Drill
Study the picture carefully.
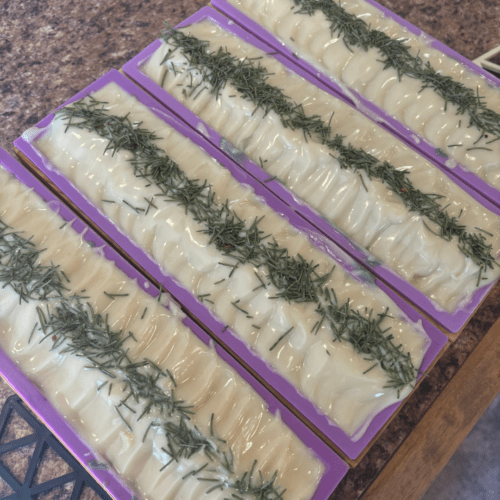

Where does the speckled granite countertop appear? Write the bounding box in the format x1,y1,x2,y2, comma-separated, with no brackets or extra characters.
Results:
1,1,500,499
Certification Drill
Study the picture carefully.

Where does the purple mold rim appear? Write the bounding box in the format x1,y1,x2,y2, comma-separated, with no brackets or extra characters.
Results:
120,6,500,334
14,66,448,460
212,0,500,209
0,148,348,499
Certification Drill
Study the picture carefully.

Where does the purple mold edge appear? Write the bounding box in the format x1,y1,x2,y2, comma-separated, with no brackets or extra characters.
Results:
120,6,500,334
15,64,448,460
0,148,347,499
212,0,500,208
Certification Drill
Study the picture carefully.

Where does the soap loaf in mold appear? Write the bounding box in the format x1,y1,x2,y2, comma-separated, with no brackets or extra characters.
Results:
138,18,500,314
31,79,431,441
222,0,500,191
0,164,325,500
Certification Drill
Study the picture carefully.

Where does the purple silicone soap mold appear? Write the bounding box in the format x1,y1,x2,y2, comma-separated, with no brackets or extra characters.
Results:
14,69,448,460
213,0,500,208
0,148,347,499
120,6,500,333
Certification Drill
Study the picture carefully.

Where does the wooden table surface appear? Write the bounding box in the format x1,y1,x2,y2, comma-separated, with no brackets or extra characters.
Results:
1,1,500,499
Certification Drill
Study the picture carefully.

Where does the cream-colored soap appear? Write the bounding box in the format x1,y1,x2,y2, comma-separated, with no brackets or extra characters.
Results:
0,166,324,500
33,81,429,440
226,0,500,189
138,20,500,313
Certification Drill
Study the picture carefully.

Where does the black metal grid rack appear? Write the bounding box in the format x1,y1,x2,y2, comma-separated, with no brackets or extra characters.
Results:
0,395,112,500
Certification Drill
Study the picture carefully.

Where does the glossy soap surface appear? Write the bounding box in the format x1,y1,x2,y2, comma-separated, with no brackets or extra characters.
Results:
225,0,500,190
2,2,499,500
140,19,500,313
0,165,325,500
33,82,429,440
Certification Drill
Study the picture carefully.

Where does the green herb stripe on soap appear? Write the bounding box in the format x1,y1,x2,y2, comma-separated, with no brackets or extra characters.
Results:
156,27,497,279
0,218,287,500
57,98,418,392
0,222,67,302
290,0,500,143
